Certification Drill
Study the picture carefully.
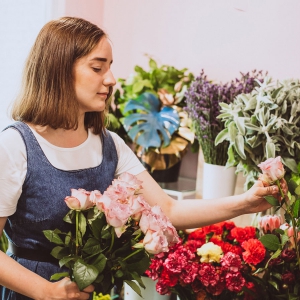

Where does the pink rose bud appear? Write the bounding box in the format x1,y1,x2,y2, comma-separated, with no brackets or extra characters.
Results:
257,156,285,184
287,226,300,248
64,188,95,211
258,215,282,234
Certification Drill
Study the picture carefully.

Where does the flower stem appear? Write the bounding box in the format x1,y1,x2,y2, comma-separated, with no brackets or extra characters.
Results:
76,210,79,256
107,227,115,253
275,179,285,199
288,210,300,270
122,248,144,261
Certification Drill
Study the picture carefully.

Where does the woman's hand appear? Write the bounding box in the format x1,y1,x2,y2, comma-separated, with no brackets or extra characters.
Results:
244,178,288,214
45,278,94,300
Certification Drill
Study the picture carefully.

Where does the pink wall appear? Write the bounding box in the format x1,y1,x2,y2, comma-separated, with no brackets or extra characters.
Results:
62,0,300,179
97,0,300,83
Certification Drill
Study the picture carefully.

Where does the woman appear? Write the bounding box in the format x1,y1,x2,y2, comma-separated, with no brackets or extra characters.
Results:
0,17,283,300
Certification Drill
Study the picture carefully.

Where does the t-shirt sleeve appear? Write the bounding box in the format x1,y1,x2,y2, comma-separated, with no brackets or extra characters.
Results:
0,128,27,217
109,131,146,177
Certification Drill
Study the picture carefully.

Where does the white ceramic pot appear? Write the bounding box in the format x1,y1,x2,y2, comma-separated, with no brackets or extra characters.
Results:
123,276,170,300
202,162,237,199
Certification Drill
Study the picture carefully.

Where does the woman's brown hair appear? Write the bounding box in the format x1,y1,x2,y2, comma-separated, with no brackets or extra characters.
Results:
11,17,111,134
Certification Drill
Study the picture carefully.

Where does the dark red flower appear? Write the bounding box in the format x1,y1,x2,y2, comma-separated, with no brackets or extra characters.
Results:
282,271,295,285
225,272,245,292
281,248,296,262
220,252,242,272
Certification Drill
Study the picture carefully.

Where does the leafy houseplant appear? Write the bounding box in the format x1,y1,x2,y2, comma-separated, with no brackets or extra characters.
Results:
215,78,300,189
184,70,266,166
113,57,195,181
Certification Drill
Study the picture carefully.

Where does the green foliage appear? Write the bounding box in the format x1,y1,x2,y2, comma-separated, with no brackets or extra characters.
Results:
43,208,150,296
123,92,180,149
216,78,300,189
0,234,8,252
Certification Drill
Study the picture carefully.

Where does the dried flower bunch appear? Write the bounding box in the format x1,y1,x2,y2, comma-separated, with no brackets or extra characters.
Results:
215,77,300,188
184,70,266,165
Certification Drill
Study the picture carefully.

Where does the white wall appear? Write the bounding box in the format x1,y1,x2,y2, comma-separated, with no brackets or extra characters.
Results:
0,0,58,129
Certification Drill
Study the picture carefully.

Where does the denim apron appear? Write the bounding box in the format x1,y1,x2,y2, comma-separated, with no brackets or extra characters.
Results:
1,121,118,300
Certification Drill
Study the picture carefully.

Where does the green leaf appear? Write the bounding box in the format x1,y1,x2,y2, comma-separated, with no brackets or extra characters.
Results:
82,238,102,255
295,185,300,196
235,117,245,135
63,210,76,224
78,212,87,240
132,81,144,94
43,230,64,245
228,122,238,143
293,199,300,218
234,134,246,160
124,280,143,298
59,256,74,268
73,260,99,291
50,272,69,281
90,253,107,274
266,141,275,158
260,234,281,251
215,128,229,146
90,214,106,240
264,195,279,206
281,157,298,174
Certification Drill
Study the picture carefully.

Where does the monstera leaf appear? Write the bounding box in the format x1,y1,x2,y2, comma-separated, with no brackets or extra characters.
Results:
123,93,180,149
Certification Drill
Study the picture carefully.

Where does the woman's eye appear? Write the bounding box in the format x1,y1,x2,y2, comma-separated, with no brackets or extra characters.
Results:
92,68,101,73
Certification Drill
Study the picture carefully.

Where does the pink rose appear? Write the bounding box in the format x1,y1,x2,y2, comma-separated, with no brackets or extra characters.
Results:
143,230,169,254
287,226,300,248
258,215,282,234
64,188,95,210
257,156,285,184
96,194,131,237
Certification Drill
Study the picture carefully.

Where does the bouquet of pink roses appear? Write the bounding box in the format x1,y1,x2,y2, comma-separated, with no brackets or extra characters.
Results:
43,173,179,297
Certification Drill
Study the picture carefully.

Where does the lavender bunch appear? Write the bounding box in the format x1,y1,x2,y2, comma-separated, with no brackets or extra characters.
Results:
184,69,266,165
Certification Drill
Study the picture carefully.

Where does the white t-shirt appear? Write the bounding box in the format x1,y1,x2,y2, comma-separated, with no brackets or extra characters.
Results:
0,126,145,217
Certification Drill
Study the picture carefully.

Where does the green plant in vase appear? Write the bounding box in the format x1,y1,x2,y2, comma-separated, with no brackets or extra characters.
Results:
215,77,300,189
113,57,195,181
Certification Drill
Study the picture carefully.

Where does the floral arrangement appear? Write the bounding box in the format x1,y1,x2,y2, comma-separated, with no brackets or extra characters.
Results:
146,220,266,300
110,57,195,174
215,77,300,189
184,69,266,166
43,173,179,297
146,156,300,299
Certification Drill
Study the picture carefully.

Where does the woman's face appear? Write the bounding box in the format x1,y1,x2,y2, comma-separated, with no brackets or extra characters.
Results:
73,37,116,114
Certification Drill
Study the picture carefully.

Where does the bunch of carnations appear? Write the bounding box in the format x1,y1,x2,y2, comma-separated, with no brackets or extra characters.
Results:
43,173,179,297
252,156,300,299
184,69,266,165
146,220,267,300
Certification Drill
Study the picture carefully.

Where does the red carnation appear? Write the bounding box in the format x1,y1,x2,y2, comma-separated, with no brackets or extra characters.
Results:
242,239,266,265
225,272,245,292
231,226,256,244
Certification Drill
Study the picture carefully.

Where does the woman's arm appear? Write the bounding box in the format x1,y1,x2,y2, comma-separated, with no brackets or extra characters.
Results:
0,217,94,300
136,170,279,229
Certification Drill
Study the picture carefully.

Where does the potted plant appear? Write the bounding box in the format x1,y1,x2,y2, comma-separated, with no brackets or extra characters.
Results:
184,70,266,198
215,77,300,190
112,57,195,182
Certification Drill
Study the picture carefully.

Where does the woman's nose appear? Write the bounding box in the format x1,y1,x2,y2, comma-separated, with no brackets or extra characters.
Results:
104,69,116,87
